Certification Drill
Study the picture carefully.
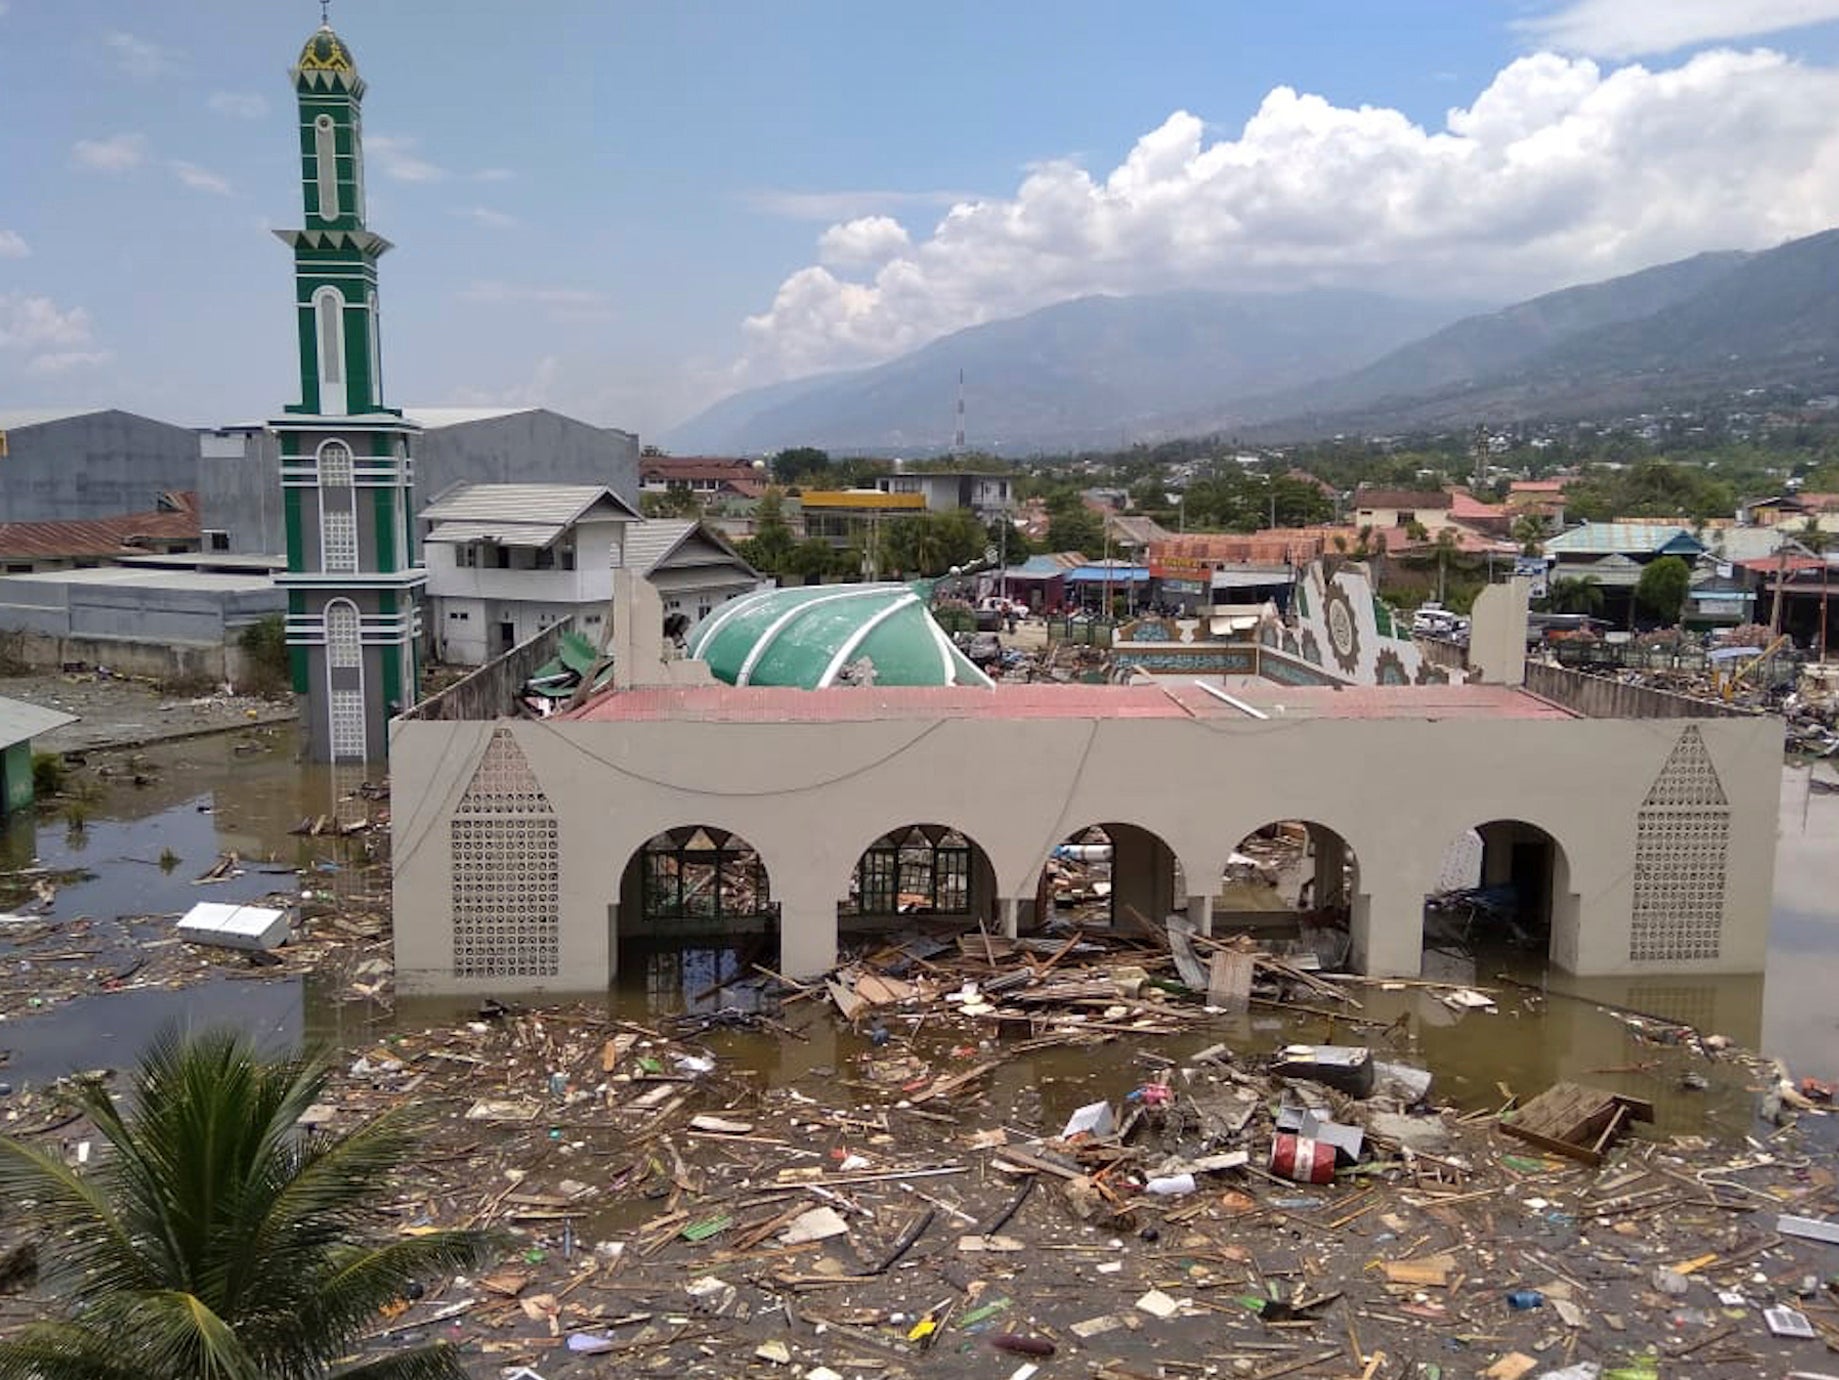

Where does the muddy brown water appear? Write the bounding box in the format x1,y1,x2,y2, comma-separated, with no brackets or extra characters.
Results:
2,727,1836,1146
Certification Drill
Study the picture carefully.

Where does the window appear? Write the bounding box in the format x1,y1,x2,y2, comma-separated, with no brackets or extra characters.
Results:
314,116,340,222
326,600,361,668
456,544,479,568
367,290,381,407
494,545,511,569
560,544,576,571
534,547,556,570
205,530,231,552
318,440,353,486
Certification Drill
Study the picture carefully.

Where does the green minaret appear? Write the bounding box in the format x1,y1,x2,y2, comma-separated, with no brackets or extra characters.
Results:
272,19,424,764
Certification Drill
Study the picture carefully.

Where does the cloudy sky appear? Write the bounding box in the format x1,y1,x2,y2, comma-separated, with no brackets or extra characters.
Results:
4,0,1839,438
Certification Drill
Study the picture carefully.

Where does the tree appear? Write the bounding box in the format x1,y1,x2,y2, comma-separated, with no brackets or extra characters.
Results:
1510,514,1547,555
769,447,831,486
1046,503,1105,559
737,487,796,575
0,1028,490,1380
641,488,702,519
1544,575,1604,616
1635,554,1692,624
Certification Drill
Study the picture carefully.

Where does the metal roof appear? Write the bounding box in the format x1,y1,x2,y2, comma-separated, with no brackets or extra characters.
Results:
424,520,564,548
0,567,277,593
0,408,113,430
1544,523,1704,556
399,406,540,428
621,519,757,579
682,583,994,690
0,695,78,750
418,482,639,526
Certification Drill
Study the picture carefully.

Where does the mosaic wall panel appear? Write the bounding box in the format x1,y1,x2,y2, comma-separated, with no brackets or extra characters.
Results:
451,728,559,979
1630,725,1729,962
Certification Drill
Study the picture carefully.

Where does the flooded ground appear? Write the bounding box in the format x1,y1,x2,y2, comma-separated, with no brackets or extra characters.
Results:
1,728,1835,1143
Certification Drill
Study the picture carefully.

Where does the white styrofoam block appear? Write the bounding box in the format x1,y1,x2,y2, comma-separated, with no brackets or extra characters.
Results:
176,902,289,951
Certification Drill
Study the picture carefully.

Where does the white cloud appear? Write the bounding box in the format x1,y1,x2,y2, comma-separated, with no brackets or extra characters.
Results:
473,168,515,183
103,30,176,79
366,134,448,183
207,91,269,120
747,187,976,221
453,206,520,229
0,295,95,351
1521,0,1839,58
740,48,1839,382
72,133,148,173
26,350,113,376
171,161,233,196
818,216,912,269
0,230,27,259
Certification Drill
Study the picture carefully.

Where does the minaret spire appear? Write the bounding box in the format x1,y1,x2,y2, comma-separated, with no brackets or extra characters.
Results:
320,0,330,25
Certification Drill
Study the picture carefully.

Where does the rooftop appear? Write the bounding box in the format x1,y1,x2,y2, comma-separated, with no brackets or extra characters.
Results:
1545,523,1705,557
0,494,200,560
1354,487,1453,510
565,680,1574,725
0,695,77,751
0,567,277,594
621,519,756,578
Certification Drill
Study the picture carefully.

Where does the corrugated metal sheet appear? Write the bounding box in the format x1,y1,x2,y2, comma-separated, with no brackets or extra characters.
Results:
424,520,563,548
418,483,638,526
0,495,200,559
1544,523,1701,556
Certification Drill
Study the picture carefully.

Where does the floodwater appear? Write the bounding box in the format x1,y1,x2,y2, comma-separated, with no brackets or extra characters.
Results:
2,727,1836,1146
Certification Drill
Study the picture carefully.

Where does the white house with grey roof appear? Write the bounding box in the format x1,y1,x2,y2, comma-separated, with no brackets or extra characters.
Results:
420,483,641,666
621,519,764,637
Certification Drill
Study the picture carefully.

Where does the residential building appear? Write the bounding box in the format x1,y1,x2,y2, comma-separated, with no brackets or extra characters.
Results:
1352,487,1455,532
0,410,203,523
874,469,1014,518
1543,523,1707,625
794,491,927,575
639,455,767,502
620,518,763,635
419,483,640,666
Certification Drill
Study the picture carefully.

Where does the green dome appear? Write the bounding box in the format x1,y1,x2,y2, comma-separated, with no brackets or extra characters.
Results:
297,25,357,77
685,584,995,689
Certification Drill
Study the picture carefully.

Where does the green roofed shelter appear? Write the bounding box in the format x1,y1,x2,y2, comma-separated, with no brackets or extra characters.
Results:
684,583,995,689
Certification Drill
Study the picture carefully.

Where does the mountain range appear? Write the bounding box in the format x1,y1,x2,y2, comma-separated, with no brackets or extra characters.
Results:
664,227,1839,454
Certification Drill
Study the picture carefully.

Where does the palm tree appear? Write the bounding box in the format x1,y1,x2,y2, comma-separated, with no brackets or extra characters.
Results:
1545,574,1604,616
0,1028,491,1380
1510,514,1546,555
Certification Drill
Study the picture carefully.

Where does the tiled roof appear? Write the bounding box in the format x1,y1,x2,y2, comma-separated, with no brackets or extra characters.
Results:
1354,487,1452,510
0,493,200,559
1448,491,1503,520
1151,531,1328,565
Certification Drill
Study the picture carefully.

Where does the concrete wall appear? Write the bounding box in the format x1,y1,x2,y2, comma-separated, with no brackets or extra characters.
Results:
1524,661,1750,719
196,428,284,555
0,577,283,645
0,629,259,684
392,706,1783,995
418,412,639,508
400,621,569,723
0,412,202,522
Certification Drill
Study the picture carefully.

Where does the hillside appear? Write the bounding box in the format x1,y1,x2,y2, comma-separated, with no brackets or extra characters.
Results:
661,289,1480,454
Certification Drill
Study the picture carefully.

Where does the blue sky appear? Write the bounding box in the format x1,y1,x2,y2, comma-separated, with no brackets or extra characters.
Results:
4,0,1839,438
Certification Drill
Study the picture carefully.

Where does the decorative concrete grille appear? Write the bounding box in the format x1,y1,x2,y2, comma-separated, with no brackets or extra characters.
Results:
319,441,353,486
326,601,361,667
329,688,366,759
1630,725,1729,961
322,508,358,572
451,728,559,979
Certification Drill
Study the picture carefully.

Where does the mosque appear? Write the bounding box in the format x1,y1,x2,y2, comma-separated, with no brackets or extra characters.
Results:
261,20,1779,996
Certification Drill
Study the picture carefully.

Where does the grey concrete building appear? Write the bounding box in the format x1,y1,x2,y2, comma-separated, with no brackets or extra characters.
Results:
0,410,204,523
198,407,641,559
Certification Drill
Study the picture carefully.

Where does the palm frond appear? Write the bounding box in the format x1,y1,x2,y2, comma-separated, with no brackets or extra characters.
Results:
274,1233,495,1367
329,1343,471,1380
0,1137,157,1300
0,1321,147,1380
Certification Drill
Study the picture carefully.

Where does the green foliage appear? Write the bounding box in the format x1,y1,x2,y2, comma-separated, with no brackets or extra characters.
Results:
737,487,797,575
1543,575,1605,615
641,488,703,519
1635,554,1692,624
235,616,292,699
1562,459,1736,525
0,1027,492,1380
1045,501,1106,558
31,751,66,798
1510,514,1548,554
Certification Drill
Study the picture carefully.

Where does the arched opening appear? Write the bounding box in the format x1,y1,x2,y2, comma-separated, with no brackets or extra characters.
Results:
313,286,346,416
1037,822,1181,936
1422,819,1573,981
615,826,779,1012
1209,820,1360,968
839,823,997,938
322,597,366,762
